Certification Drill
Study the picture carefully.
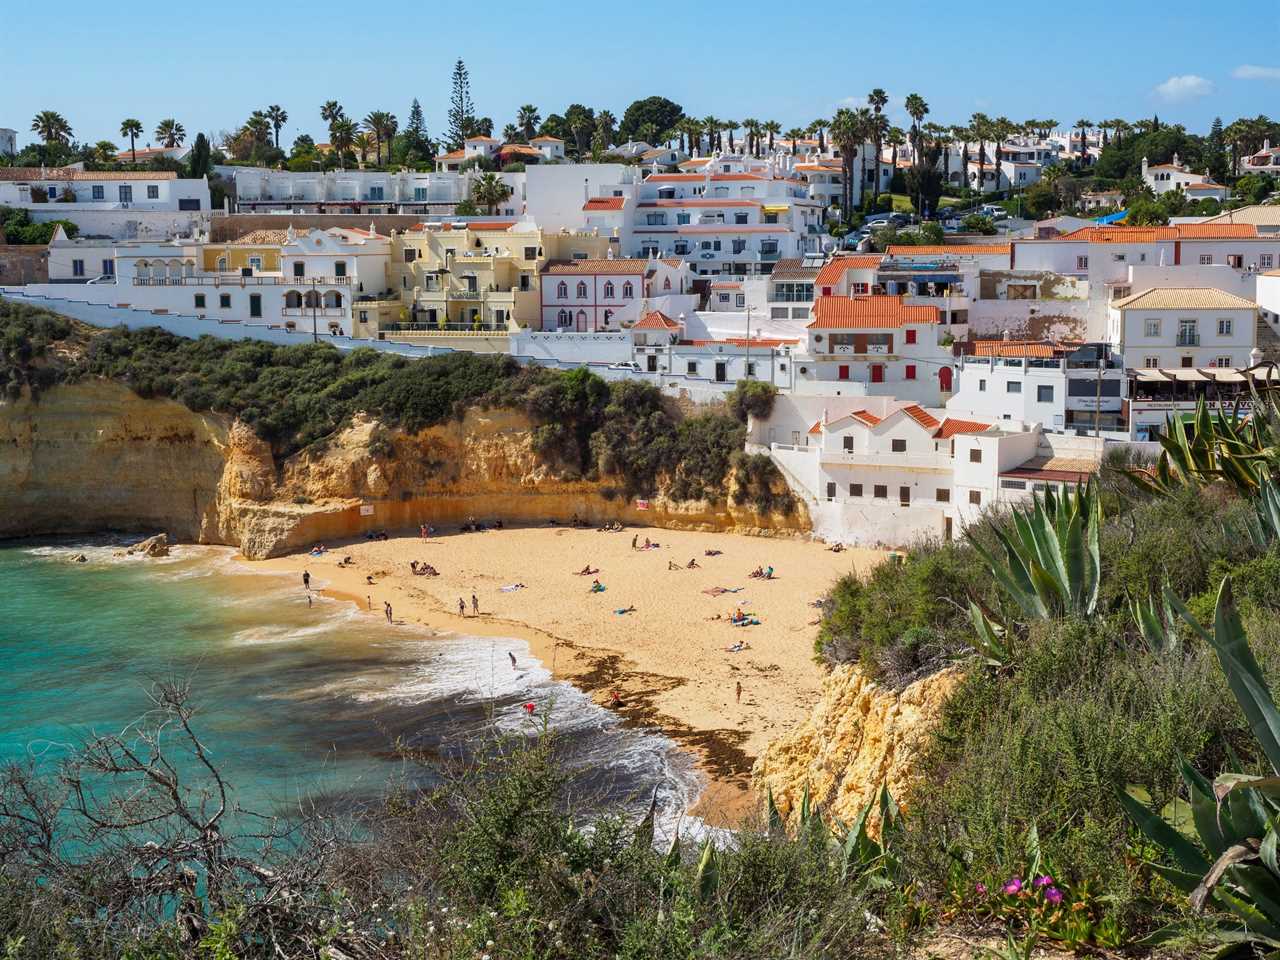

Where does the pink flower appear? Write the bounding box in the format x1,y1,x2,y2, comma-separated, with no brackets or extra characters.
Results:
1044,886,1063,905
974,882,987,896
1034,875,1053,888
1002,877,1023,895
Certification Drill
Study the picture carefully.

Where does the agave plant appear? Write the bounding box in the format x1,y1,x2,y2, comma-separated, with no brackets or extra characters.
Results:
971,479,1102,621
1240,476,1280,550
1129,584,1181,658
1119,577,1280,951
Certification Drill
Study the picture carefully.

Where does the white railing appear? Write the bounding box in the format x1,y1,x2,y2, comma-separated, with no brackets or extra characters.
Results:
820,450,953,469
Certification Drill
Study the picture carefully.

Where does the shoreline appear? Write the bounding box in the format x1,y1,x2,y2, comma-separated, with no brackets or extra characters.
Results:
252,523,884,825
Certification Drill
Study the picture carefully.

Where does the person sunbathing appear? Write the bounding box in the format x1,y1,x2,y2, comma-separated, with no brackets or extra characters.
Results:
668,560,682,570
764,565,775,580
748,566,763,579
614,604,636,615
590,580,606,593
686,559,700,569
577,564,598,576
704,549,723,557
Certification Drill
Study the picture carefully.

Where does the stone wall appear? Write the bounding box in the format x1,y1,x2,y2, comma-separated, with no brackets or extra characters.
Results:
0,244,48,284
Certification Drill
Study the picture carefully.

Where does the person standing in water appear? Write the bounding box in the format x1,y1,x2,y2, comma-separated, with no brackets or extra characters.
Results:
471,593,479,615
458,597,466,616
302,570,311,590
508,651,517,669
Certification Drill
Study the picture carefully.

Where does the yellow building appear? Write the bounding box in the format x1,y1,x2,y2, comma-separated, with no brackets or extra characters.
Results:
379,222,610,336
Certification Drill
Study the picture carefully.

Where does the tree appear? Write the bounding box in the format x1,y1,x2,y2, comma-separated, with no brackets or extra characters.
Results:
473,117,493,137
155,118,185,148
119,118,142,164
991,116,1015,197
1023,179,1056,219
828,109,861,215
809,118,827,153
970,112,991,195
90,140,117,164
447,59,476,149
353,132,372,165
1074,118,1092,164
471,172,512,214
31,111,72,153
320,99,345,147
539,113,572,144
262,104,287,148
596,110,617,147
618,96,684,144
565,104,596,157
517,104,540,141
784,127,806,157
867,89,889,204
763,120,781,154
678,117,703,155
1205,116,1229,185
290,133,315,157
400,99,431,163
1125,195,1169,225
904,93,929,213
187,132,211,179
330,117,357,164
454,196,480,216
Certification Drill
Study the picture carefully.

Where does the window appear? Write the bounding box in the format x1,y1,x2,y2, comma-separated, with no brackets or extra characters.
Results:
248,257,262,272
293,262,305,277
1227,254,1244,269
850,483,863,497
1006,381,1022,394
603,281,615,298
1144,356,1159,368
718,293,731,303
1112,253,1126,262
1111,285,1131,300
1199,254,1213,265
899,486,911,506
102,259,114,276
1262,255,1274,269
969,448,982,463
1000,479,1028,490
978,379,987,392
216,257,227,272
852,282,869,294
71,259,84,277
118,185,132,203
936,488,950,503
686,361,698,374
368,186,384,201
334,261,346,278
646,213,667,225
734,212,749,224
1076,256,1088,270
622,281,634,298
826,482,837,499
194,294,206,308
576,281,588,299
249,294,262,318
91,185,104,200
1216,355,1233,368
676,213,691,225
47,186,57,199
737,295,746,309
556,281,568,298
969,490,982,505
1036,385,1054,402
732,239,747,254
146,185,159,199
905,329,917,344
1144,318,1161,337
842,436,854,451
891,439,907,453
760,240,779,255
219,293,231,308
674,241,690,255
905,364,917,380
873,484,888,499
402,248,417,263
1218,318,1233,336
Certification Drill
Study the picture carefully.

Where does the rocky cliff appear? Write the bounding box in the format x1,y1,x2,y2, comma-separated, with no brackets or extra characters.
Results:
0,381,809,557
752,664,963,833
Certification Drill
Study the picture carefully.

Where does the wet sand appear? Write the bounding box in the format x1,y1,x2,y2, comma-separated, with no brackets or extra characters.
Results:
258,524,883,825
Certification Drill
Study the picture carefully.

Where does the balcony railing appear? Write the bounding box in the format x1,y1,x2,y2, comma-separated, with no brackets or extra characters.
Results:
282,308,345,318
134,275,351,286
1176,332,1200,346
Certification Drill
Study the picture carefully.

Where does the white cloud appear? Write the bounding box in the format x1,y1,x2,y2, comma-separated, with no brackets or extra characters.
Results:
1234,64,1280,81
1153,74,1214,101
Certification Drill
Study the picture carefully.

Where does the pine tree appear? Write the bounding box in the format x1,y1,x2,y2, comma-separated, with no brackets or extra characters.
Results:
447,60,475,150
1206,116,1229,184
404,98,431,159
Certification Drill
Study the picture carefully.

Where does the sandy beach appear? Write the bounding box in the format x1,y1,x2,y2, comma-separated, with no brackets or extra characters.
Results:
257,523,883,825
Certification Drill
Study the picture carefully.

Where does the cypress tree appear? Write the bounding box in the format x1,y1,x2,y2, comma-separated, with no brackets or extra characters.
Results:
447,60,475,150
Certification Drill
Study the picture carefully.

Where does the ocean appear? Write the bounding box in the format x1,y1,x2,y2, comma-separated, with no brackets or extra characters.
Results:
0,538,699,835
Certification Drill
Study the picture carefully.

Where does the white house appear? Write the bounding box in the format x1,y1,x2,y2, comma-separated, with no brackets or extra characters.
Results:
538,257,691,331
1142,155,1228,201
1108,287,1259,370
530,136,566,162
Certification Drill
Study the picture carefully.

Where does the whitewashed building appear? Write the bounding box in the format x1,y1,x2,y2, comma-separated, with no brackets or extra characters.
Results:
1108,287,1259,370
1142,155,1228,201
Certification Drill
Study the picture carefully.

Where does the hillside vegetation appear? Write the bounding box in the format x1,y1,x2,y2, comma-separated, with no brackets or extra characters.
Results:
0,299,790,512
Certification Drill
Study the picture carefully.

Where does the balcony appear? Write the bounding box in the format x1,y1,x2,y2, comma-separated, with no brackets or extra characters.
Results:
821,450,953,470
1176,332,1200,346
282,308,345,318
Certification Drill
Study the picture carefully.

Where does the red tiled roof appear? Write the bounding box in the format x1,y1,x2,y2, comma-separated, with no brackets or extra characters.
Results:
885,244,1011,257
584,197,626,211
1055,224,1257,242
815,255,883,286
900,405,941,430
849,410,882,426
0,167,177,182
808,420,823,435
542,258,649,275
636,199,759,207
645,173,765,182
436,149,466,161
934,418,992,439
633,310,681,330
531,135,563,143
501,144,542,156
971,340,1055,358
807,295,939,329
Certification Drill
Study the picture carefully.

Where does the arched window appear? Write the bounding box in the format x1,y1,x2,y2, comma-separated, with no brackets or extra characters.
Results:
663,277,671,291
216,257,227,272
576,281,588,299
556,281,568,299
622,281,634,298
603,281,615,299
323,290,343,308
304,290,321,308
285,291,302,309
558,309,570,326
183,260,195,277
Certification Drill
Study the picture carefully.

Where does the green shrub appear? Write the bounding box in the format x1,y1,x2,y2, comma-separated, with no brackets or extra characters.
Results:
726,379,777,424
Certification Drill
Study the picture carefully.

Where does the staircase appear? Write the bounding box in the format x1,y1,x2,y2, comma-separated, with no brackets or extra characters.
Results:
1258,316,1280,362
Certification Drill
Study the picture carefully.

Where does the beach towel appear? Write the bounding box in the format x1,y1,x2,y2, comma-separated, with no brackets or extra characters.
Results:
702,586,744,596
614,607,635,615
500,584,526,592
731,618,760,627
591,584,607,593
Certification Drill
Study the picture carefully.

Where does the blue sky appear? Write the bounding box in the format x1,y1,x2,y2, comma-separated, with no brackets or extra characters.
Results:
4,0,1279,151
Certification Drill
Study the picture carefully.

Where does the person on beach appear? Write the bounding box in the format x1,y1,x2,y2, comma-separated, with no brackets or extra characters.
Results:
307,593,312,608
736,680,742,704
302,570,311,590
687,558,700,569
631,534,638,551
458,597,466,616
367,595,372,610
509,651,517,669
471,593,479,615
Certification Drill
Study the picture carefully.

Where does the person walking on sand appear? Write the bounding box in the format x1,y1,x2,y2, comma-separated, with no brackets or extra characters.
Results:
458,597,466,616
736,680,742,704
509,651,517,669
302,570,311,590
631,533,638,551
367,595,372,610
471,593,479,615
307,593,312,608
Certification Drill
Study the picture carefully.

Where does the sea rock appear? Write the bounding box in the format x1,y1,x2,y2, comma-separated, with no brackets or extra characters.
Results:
71,553,87,563
752,663,964,835
124,533,170,557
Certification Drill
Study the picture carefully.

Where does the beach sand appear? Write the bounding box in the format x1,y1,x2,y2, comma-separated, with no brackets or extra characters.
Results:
257,524,883,826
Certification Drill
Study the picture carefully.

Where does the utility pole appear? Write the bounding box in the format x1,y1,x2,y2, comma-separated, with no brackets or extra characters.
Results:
744,304,752,380
1093,344,1104,437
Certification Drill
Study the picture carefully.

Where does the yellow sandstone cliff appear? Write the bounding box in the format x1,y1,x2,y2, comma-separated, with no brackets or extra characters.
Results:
752,664,964,833
0,381,809,557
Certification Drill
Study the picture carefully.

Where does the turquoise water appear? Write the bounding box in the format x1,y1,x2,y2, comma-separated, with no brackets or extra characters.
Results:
0,539,697,824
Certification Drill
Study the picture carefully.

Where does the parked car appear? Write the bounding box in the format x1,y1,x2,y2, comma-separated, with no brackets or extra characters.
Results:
608,361,643,372
979,204,1009,221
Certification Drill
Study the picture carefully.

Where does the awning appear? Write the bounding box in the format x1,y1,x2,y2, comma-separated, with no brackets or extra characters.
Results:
1169,369,1211,382
761,204,791,213
1211,370,1247,383
1135,370,1170,382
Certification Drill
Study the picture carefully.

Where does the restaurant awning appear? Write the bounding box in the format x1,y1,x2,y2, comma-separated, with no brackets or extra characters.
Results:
1169,369,1211,382
1135,370,1170,382
1211,369,1248,383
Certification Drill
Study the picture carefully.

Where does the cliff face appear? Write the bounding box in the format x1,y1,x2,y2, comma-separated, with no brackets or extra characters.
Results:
752,664,963,834
0,382,809,557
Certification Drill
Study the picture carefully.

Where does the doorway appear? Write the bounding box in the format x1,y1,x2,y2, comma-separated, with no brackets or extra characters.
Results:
715,361,728,383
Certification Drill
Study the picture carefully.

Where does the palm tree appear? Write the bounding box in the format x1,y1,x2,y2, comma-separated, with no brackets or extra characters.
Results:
31,110,73,156
809,118,828,153
93,140,119,164
852,108,874,208
923,122,948,196
784,127,807,157
320,101,345,149
887,126,907,171
991,117,1014,195
867,88,889,203
741,118,760,156
155,118,185,148
243,113,271,152
676,118,701,155
763,120,781,154
502,124,520,144
363,112,386,165
265,105,288,148
516,105,540,142
701,116,720,154
904,94,929,213
970,113,991,195
949,125,969,191
1111,119,1132,146
330,117,357,166
472,172,512,215
352,133,372,165
827,109,860,216
119,118,143,164
1040,119,1058,140
1074,119,1092,164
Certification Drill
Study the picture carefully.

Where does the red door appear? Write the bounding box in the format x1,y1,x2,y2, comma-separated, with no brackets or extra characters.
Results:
939,366,953,391
838,364,850,380
870,364,884,383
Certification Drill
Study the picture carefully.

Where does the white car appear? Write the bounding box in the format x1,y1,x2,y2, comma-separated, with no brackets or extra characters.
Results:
608,361,643,372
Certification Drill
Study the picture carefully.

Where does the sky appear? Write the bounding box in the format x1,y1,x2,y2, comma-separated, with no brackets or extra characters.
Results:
3,0,1279,152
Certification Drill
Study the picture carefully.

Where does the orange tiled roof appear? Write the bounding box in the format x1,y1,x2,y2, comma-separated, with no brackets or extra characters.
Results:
815,255,883,286
542,258,650,275
934,418,992,439
645,173,765,183
849,410,882,426
807,295,940,329
464,135,498,143
0,167,177,182
808,420,822,435
971,340,1055,358
500,143,542,156
1055,224,1257,242
583,197,626,211
633,310,681,330
530,135,563,144
885,244,1011,257
900,405,941,430
1185,181,1226,190
437,149,466,161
